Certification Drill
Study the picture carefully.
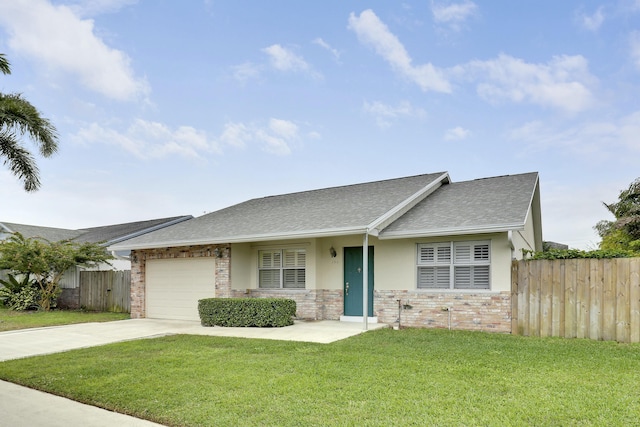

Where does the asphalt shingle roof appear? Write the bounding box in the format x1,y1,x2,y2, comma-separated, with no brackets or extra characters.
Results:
0,216,193,245
108,173,447,249
379,172,539,237
0,223,81,242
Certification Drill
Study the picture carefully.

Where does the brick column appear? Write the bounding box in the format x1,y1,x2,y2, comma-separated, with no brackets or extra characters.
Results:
215,246,231,298
130,249,146,318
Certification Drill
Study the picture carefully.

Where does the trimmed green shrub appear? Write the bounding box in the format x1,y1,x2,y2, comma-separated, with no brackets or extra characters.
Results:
198,298,296,327
523,248,640,260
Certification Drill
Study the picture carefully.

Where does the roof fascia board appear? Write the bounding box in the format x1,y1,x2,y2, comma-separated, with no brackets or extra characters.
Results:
521,173,539,228
107,226,368,251
102,215,193,246
367,172,450,236
378,223,525,240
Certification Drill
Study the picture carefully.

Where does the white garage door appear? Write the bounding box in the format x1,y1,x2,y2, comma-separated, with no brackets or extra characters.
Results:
146,257,216,321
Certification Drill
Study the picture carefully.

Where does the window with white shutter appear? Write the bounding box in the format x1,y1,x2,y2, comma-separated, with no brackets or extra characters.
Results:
259,249,306,289
417,241,490,290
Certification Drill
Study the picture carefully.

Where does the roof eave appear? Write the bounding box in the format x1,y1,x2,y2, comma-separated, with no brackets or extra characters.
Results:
107,226,369,251
378,223,526,240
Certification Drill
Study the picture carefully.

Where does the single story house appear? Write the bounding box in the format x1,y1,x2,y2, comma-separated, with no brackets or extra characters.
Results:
109,172,542,332
0,216,192,307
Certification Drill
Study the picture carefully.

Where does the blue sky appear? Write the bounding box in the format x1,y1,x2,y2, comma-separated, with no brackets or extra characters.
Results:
1,0,639,249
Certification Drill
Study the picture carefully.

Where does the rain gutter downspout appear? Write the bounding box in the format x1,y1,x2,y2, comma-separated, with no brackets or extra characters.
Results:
362,231,369,331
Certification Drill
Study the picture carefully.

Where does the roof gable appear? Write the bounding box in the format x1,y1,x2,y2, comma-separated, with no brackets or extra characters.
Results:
380,172,539,238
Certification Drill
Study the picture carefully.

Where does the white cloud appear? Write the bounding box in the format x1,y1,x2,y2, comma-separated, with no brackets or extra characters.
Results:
348,9,452,93
268,118,299,140
444,126,471,140
220,122,252,148
508,111,640,156
262,44,321,79
0,0,149,101
363,100,426,128
74,119,219,160
431,0,478,31
459,54,596,113
313,37,341,62
578,6,605,31
232,62,262,83
254,118,299,155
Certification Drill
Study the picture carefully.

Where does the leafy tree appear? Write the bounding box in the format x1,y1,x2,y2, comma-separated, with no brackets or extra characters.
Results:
0,53,59,191
0,233,112,310
595,178,640,251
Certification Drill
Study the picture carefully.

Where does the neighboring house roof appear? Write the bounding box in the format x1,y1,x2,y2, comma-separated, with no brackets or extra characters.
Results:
75,216,194,245
108,172,541,251
0,216,193,246
0,222,81,242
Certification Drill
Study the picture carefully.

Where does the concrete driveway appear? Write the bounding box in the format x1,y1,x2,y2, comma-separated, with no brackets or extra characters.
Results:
0,318,387,426
0,318,387,362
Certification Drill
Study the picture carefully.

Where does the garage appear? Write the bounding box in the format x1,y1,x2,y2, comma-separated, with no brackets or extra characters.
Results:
145,257,216,321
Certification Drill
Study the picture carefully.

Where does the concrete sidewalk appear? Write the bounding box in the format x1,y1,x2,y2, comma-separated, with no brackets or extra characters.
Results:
0,318,387,426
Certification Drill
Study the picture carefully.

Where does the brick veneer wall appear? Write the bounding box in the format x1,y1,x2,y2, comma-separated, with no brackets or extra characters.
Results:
130,245,230,319
231,289,344,320
374,290,512,332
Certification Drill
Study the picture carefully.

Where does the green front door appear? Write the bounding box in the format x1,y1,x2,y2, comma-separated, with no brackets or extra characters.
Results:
344,246,374,317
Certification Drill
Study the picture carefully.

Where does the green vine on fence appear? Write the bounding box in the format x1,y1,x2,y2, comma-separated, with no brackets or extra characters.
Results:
522,248,640,260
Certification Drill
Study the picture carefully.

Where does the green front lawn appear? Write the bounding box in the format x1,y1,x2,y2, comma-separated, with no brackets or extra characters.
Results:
0,329,638,426
0,307,129,332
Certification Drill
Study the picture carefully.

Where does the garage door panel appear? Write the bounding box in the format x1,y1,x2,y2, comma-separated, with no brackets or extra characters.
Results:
146,258,216,321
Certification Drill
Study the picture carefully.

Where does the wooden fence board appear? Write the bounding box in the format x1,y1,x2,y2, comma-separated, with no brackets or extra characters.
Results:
511,261,519,335
79,270,130,313
564,260,577,338
576,259,589,339
630,258,640,343
519,260,530,336
512,258,640,343
602,259,616,341
540,260,552,337
616,259,630,342
529,261,541,337
589,259,603,341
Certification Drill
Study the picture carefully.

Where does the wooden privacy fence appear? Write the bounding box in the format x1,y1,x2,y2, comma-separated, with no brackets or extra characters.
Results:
511,258,640,343
79,270,131,313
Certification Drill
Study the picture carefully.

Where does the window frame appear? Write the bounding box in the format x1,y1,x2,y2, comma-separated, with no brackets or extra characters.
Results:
416,241,491,290
258,248,306,289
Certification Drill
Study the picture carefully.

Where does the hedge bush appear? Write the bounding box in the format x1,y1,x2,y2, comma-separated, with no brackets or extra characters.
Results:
523,248,640,260
198,298,296,327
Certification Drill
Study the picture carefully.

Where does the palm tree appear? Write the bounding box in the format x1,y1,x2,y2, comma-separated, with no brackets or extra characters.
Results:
1,53,59,192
